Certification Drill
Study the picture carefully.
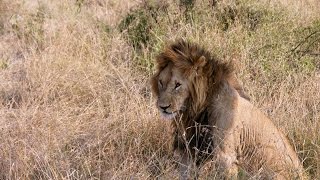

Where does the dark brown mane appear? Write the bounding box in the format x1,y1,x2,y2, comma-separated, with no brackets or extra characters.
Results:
155,39,233,80
152,39,235,116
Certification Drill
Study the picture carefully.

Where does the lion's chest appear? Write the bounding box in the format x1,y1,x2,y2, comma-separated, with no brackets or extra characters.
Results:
173,111,215,165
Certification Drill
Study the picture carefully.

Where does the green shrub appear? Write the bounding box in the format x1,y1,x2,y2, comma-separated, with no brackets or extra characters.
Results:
119,2,167,50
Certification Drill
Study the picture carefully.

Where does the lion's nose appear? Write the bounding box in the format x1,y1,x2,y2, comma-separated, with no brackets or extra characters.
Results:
159,104,171,111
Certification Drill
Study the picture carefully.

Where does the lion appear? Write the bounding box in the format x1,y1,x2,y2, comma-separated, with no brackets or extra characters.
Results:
151,40,304,179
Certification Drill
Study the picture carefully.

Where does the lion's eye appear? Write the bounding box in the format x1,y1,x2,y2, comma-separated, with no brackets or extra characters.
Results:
159,80,163,88
175,82,181,90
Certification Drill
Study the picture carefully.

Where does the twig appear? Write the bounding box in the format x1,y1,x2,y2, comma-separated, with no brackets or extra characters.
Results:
291,30,320,52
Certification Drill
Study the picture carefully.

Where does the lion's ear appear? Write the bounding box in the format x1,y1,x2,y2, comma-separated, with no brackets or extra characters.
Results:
194,56,206,74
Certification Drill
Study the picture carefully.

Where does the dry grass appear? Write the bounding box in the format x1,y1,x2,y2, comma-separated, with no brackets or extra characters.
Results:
0,0,319,179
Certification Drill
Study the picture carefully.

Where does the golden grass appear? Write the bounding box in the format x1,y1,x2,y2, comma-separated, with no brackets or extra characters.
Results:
0,0,319,179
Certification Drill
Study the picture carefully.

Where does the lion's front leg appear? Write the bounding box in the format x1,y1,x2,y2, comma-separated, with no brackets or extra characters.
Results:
173,150,199,180
174,150,189,180
215,148,239,179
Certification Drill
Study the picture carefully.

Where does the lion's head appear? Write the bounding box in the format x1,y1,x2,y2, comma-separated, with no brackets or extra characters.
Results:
151,62,190,119
151,40,226,119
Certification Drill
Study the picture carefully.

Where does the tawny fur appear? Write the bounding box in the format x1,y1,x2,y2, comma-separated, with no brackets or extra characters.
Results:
151,40,304,179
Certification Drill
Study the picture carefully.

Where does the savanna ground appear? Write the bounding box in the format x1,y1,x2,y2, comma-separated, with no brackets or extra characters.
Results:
0,0,319,179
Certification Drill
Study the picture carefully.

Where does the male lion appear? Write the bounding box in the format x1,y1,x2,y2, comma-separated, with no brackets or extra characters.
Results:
151,40,304,179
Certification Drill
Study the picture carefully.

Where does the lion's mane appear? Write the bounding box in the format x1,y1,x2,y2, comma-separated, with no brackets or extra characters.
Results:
152,40,241,116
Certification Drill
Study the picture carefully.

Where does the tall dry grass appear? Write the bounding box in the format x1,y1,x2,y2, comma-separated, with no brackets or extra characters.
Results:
0,0,319,179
